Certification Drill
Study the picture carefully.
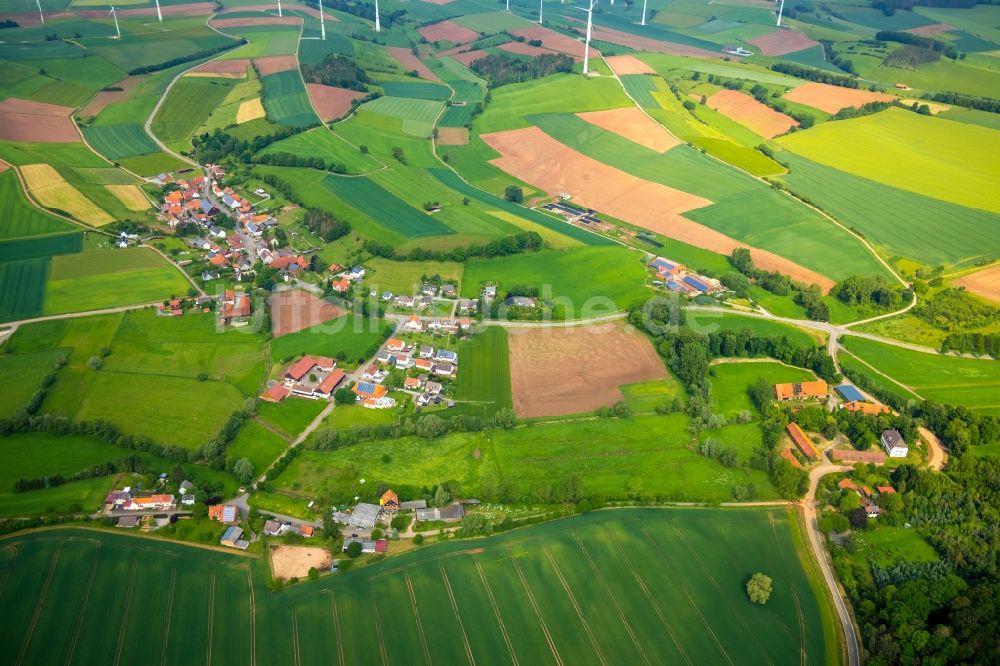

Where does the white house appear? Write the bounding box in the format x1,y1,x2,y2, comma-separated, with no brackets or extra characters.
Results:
881,429,908,458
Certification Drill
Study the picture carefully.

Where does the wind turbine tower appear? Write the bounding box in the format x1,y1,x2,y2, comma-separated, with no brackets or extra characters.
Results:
578,0,597,75
319,0,326,39
374,0,381,32
538,0,543,23
641,0,647,25
777,0,785,26
35,0,44,24
277,0,283,17
154,0,162,22
109,6,121,38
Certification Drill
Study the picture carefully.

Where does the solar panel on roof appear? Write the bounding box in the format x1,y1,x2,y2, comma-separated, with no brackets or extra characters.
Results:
836,385,865,402
682,275,709,292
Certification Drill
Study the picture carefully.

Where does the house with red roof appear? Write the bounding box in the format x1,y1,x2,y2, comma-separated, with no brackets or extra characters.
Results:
220,289,252,324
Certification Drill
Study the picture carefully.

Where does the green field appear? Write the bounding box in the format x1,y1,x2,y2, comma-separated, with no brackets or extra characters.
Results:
778,152,1000,269
0,258,49,321
261,70,319,128
362,95,445,137
687,310,821,348
364,257,464,295
321,174,453,238
257,399,328,439
378,80,451,100
226,418,289,475
0,348,66,418
453,326,512,417
81,123,159,160
1,508,830,664
778,109,1000,214
151,76,237,149
0,170,77,240
260,127,381,173
287,413,777,503
462,246,655,314
270,318,394,366
842,337,1000,414
709,361,815,419
620,378,685,412
44,247,192,315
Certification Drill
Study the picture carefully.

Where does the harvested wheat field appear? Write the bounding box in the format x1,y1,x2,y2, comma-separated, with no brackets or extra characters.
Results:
606,54,656,75
482,127,834,290
270,289,344,337
590,25,715,58
79,75,144,116
908,23,953,36
954,264,1000,305
577,107,680,153
705,89,798,138
188,58,250,78
305,84,365,122
254,55,299,76
748,29,819,56
510,26,588,59
211,16,302,27
106,184,150,211
437,127,469,145
0,98,79,143
418,20,479,44
0,160,8,174
783,82,895,114
508,322,668,418
236,98,266,124
21,164,113,225
451,49,489,66
388,47,439,81
270,545,331,580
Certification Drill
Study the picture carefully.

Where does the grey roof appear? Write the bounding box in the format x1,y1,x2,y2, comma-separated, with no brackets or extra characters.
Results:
882,429,905,446
348,503,382,528
400,500,427,510
263,519,282,535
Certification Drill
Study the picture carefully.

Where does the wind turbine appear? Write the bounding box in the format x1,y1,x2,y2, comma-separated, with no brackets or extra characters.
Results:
277,0,282,17
578,0,597,75
154,0,162,22
538,0,543,23
374,0,380,32
109,6,121,39
776,0,785,26
506,0,509,11
34,0,44,25
641,0,647,25
319,0,325,39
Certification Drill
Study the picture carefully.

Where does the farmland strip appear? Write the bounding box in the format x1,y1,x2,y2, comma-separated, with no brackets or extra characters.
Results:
113,557,138,666
330,592,345,666
405,574,433,665
245,566,257,666
291,609,301,666
473,558,518,666
64,546,100,666
541,544,607,665
438,562,476,666
369,582,389,666
510,548,564,666
160,565,178,666
16,546,60,666
205,570,216,666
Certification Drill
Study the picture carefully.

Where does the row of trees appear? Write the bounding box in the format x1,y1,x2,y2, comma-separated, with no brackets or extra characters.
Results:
253,151,350,174
13,455,146,493
362,230,543,262
875,30,959,59
192,126,308,165
770,62,861,88
128,39,246,75
728,247,830,320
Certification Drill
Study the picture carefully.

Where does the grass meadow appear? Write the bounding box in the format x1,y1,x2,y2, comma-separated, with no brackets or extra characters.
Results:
777,108,1000,214
270,318,394,366
226,418,290,475
709,361,815,419
0,348,66,418
260,127,380,174
0,170,77,240
0,258,49,321
453,326,512,417
81,123,160,160
1,508,831,664
261,70,319,128
620,378,684,412
841,337,1000,414
151,76,237,150
364,257,464,295
687,310,821,348
257,399,328,439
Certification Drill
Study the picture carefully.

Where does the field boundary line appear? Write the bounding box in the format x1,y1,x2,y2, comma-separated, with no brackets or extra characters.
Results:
205,570,216,666
15,545,61,666
64,543,99,665
113,556,138,666
607,530,693,666
473,558,518,666
405,573,433,665
509,547,564,666
369,581,389,666
438,561,477,666
640,527,735,666
291,609,301,666
541,543,607,665
244,565,257,666
837,349,923,400
160,564,178,666
330,592,345,666
571,531,650,666
669,525,775,666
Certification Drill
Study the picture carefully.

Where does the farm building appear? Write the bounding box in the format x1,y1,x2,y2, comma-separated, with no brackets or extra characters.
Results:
775,380,828,401
842,401,890,415
415,503,465,523
339,503,382,529
835,385,865,402
786,423,819,460
353,382,388,400
261,382,291,403
881,429,908,458
380,489,399,512
124,494,175,511
208,504,240,524
116,515,139,528
221,526,249,549
400,500,428,511
830,449,887,464
343,539,388,554
780,448,803,469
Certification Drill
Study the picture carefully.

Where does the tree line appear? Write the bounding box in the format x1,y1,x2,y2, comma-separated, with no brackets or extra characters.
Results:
470,53,574,87
875,30,959,59
193,126,310,165
770,62,861,88
926,91,1000,115
127,40,247,76
13,455,147,493
304,208,351,243
727,247,830,320
362,230,543,262
300,54,370,92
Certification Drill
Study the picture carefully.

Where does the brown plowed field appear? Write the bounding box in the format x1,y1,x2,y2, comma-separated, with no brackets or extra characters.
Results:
907,23,953,35
212,16,302,27
450,49,488,66
0,98,79,143
748,29,819,56
590,25,716,58
254,55,299,76
418,20,479,44
388,47,440,81
437,127,469,145
79,75,144,117
782,82,895,114
577,108,680,153
606,54,656,75
482,126,834,290
191,58,251,76
270,545,331,580
510,26,588,59
305,84,365,122
954,264,1000,305
270,289,344,337
706,89,798,138
508,322,669,418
